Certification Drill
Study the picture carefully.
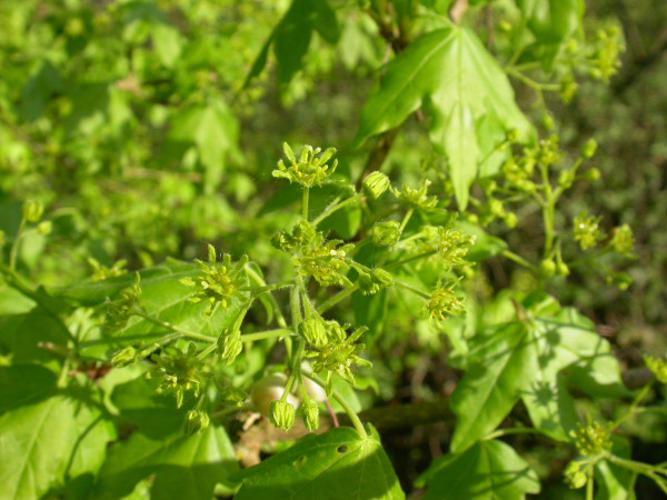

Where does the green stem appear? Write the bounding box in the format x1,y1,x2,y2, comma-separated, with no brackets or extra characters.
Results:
501,250,537,272
398,208,414,234
586,474,594,500
9,219,25,271
302,187,310,221
242,328,295,342
484,426,551,440
539,163,556,257
313,195,360,226
304,372,367,438
387,251,436,269
317,285,358,314
134,311,215,343
394,280,430,299
244,264,288,328
611,383,652,431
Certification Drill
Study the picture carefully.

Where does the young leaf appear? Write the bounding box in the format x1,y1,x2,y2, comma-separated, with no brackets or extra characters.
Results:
449,322,536,452
355,25,533,209
0,395,115,499
417,440,540,500
244,0,340,87
95,425,238,499
235,426,404,500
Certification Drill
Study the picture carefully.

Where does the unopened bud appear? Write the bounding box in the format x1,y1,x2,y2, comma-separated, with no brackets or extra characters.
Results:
220,332,242,364
301,398,320,431
581,138,598,159
363,172,391,200
37,221,52,235
299,318,328,348
270,399,296,431
22,200,44,223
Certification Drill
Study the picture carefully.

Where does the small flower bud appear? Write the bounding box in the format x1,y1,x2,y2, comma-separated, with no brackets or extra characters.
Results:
185,409,210,434
220,332,242,365
585,167,601,181
111,346,137,367
362,172,391,200
558,169,575,189
22,200,44,223
503,212,518,228
270,399,296,431
564,461,587,489
299,318,328,348
37,221,52,235
581,138,598,159
556,261,570,277
540,259,556,276
301,398,320,431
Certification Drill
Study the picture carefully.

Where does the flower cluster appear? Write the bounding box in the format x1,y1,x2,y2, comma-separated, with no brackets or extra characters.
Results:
180,245,247,315
273,143,338,188
427,286,465,321
105,275,142,329
147,343,207,408
421,226,474,267
303,320,371,384
570,420,611,456
573,212,604,250
391,180,438,210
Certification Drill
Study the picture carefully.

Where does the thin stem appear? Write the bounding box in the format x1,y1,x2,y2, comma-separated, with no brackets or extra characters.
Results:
586,474,594,500
387,251,436,269
502,249,537,272
9,219,25,271
317,285,358,315
304,372,367,438
302,187,310,221
134,311,215,343
244,264,288,328
242,328,295,342
394,280,430,299
611,383,652,431
484,426,551,440
313,195,360,226
398,208,414,234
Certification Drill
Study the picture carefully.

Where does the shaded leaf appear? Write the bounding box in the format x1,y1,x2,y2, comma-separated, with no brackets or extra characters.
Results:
244,0,340,86
418,440,540,499
96,425,238,499
450,322,535,452
235,426,404,499
0,395,115,499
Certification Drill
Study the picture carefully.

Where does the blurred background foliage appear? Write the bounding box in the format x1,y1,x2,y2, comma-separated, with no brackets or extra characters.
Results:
0,0,665,494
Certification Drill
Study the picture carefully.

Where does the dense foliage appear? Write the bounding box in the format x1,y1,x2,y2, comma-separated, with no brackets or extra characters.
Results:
0,0,665,499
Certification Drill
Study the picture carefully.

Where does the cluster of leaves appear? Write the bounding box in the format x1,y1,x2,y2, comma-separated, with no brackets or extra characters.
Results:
0,1,665,499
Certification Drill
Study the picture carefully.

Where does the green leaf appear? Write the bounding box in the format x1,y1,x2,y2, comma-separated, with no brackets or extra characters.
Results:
235,426,404,499
417,440,540,500
169,101,240,191
152,23,183,68
0,308,70,363
244,0,340,86
0,364,57,413
355,25,533,209
95,425,239,499
521,308,626,440
518,0,584,43
0,394,115,499
450,322,536,452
